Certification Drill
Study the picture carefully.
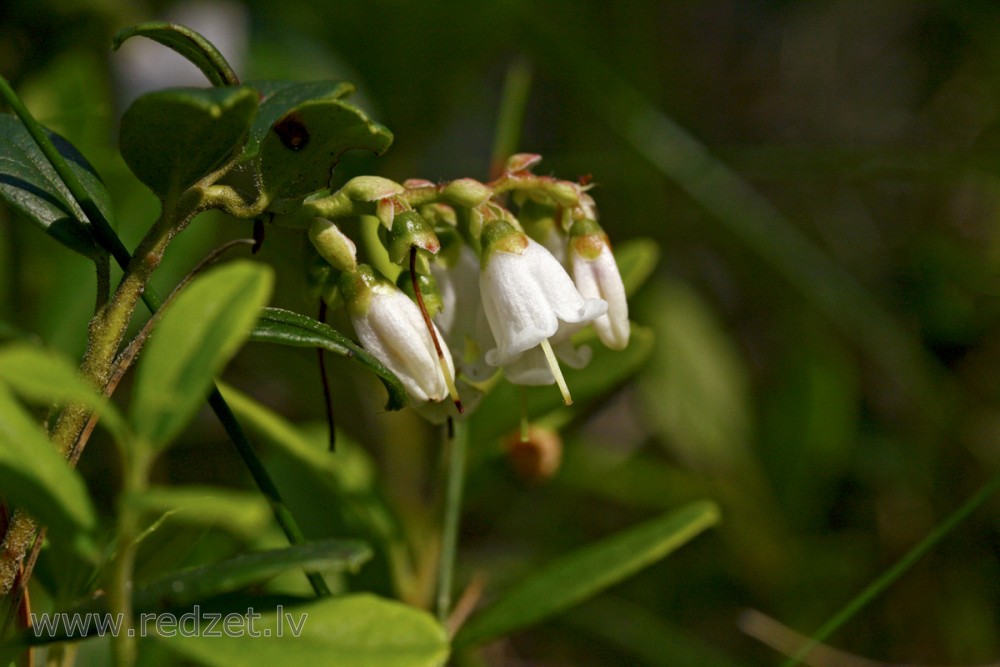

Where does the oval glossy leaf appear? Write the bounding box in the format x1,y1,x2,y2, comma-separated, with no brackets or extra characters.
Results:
120,86,258,199
113,22,240,87
132,485,273,540
453,501,720,648
259,98,393,201
250,307,406,411
160,594,448,667
0,113,110,258
0,383,97,552
0,342,126,443
130,261,273,448
243,80,356,161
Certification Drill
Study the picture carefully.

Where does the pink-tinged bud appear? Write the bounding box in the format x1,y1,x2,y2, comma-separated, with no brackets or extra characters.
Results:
342,175,405,201
569,220,629,350
308,218,357,273
442,178,492,208
340,265,456,405
504,153,543,174
403,178,436,189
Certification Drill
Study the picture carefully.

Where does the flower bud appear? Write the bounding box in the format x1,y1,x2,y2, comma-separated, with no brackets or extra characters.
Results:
342,175,405,202
504,153,543,174
383,210,441,265
569,219,629,350
442,178,492,208
339,265,455,405
308,218,357,273
539,179,580,207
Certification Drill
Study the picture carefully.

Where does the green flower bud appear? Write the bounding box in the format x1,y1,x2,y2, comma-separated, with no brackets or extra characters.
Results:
539,179,580,207
342,175,405,201
308,218,357,272
442,178,492,208
383,210,441,265
504,153,543,174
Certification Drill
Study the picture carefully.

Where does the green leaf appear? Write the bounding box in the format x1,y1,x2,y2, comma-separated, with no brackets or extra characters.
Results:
160,593,448,667
453,501,720,648
258,98,393,201
614,237,660,297
113,23,240,87
0,383,97,553
0,113,111,258
250,307,406,411
0,342,126,443
243,81,356,162
130,261,273,448
638,280,752,471
132,539,371,612
119,86,258,199
131,486,273,541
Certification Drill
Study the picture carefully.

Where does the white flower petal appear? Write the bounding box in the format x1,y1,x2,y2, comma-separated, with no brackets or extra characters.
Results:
573,243,629,350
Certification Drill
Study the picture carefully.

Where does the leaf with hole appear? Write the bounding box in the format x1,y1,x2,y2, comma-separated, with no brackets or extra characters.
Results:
243,80,356,161
119,86,258,199
250,307,406,410
258,98,393,201
0,113,111,258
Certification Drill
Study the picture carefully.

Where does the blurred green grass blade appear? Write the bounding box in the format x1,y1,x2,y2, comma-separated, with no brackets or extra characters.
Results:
453,500,720,648
0,384,97,556
0,342,126,444
160,593,448,667
130,261,273,449
543,39,940,411
250,307,406,411
131,485,274,541
113,22,240,87
131,539,371,613
489,59,532,177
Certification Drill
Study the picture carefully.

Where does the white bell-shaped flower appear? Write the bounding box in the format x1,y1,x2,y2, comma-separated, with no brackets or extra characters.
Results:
431,244,497,382
341,265,456,404
570,220,630,350
478,220,607,372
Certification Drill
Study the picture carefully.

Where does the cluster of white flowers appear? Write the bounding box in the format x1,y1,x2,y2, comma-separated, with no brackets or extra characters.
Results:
306,155,630,422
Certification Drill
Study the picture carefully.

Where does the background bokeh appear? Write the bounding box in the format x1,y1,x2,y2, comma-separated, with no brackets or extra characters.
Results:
3,1,1000,664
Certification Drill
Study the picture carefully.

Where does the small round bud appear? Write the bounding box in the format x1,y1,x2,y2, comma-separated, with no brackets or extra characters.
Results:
383,210,441,265
504,425,563,483
442,178,493,208
539,179,580,207
342,175,405,202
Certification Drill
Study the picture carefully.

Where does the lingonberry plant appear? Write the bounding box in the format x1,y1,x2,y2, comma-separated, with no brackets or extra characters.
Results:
0,23,717,667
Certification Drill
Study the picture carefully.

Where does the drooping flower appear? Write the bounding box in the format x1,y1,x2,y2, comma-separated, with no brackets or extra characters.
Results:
478,219,606,399
340,265,456,405
569,219,630,350
431,243,497,382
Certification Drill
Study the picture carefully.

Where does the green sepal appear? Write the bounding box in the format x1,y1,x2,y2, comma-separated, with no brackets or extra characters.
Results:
382,210,440,264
